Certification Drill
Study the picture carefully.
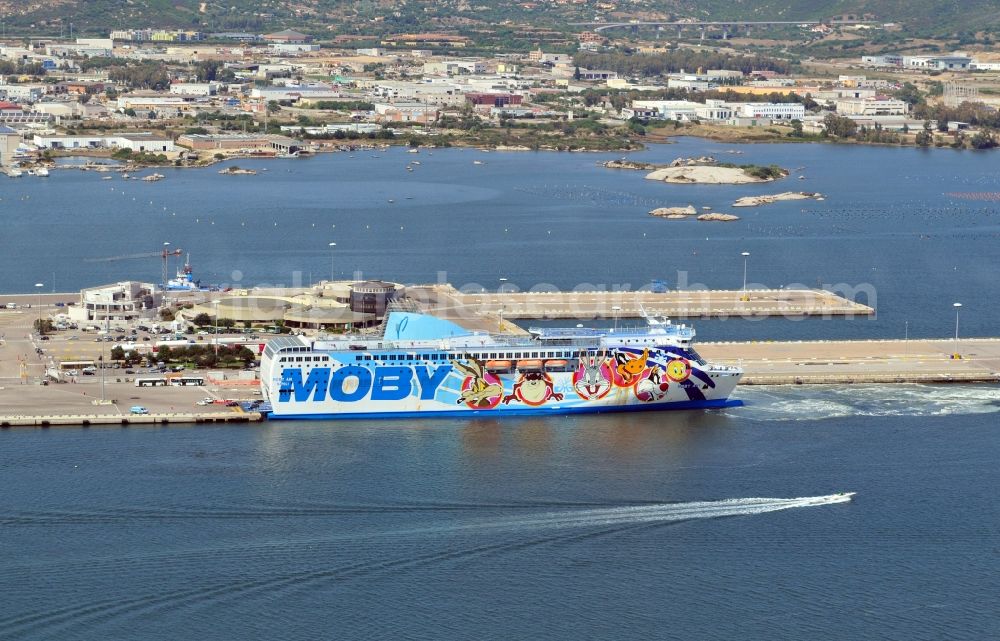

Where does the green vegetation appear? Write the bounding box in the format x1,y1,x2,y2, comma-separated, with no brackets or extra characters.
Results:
573,51,793,78
108,62,170,91
33,319,55,335
740,164,787,180
4,0,1000,40
308,101,375,111
153,344,257,369
111,149,171,165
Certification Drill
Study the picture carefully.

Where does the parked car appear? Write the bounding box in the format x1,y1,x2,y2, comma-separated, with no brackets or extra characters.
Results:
129,406,149,415
124,369,136,374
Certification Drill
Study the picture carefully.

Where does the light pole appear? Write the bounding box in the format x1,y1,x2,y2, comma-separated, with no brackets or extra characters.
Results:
498,277,507,332
162,241,170,288
953,302,962,341
329,242,336,283
213,300,220,358
611,305,621,333
741,251,750,301
34,283,44,335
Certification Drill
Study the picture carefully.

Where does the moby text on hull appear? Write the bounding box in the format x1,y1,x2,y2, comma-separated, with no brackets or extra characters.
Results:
260,312,743,419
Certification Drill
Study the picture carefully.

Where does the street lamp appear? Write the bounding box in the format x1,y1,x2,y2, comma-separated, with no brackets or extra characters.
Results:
611,305,621,333
498,277,508,332
953,303,962,341
741,251,751,301
329,242,336,283
162,242,170,289
34,283,44,334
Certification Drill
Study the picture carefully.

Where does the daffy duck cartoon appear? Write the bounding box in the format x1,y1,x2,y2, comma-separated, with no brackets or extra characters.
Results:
614,348,649,385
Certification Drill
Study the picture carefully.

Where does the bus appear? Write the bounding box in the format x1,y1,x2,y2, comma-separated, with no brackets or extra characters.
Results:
59,360,96,371
135,377,169,387
170,376,205,387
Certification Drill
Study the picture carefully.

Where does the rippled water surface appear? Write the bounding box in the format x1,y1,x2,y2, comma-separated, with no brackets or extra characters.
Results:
1,384,998,640
3,138,1000,339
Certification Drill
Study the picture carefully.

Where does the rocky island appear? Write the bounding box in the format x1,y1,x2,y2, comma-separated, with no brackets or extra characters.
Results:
732,192,824,207
606,157,787,185
649,206,740,222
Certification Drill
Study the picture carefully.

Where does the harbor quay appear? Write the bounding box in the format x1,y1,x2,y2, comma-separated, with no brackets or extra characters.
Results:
0,282,990,427
699,338,1000,385
405,284,874,323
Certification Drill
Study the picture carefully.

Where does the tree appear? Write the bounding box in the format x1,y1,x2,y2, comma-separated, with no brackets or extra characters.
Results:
193,312,212,327
33,318,54,335
110,346,126,361
970,129,998,149
789,119,804,137
267,100,280,113
218,318,236,329
822,113,857,139
236,347,257,365
893,82,924,108
915,121,933,147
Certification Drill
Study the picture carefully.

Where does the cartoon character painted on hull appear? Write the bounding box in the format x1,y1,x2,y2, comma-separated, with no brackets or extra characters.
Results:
503,370,563,406
613,348,650,387
452,358,504,409
665,358,691,383
573,349,612,400
635,365,670,402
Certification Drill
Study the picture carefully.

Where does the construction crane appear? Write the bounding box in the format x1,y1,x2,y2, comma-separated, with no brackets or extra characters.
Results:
161,246,183,289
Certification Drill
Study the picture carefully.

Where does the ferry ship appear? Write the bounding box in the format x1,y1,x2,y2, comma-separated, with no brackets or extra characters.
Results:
260,311,742,420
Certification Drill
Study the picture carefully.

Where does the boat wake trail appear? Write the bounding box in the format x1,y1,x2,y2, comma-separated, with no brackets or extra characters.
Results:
403,493,855,537
0,495,851,638
731,384,1000,422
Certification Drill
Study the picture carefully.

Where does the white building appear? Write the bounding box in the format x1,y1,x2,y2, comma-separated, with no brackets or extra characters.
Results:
630,100,703,121
68,281,163,323
734,102,805,120
0,84,47,103
422,60,487,75
903,55,972,71
0,124,19,167
696,100,735,121
32,133,174,152
269,43,320,54
835,97,909,116
667,76,717,92
169,83,220,96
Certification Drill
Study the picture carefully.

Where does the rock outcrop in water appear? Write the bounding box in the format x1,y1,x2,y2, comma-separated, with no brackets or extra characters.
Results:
649,205,697,218
696,213,741,222
732,192,822,207
645,166,773,185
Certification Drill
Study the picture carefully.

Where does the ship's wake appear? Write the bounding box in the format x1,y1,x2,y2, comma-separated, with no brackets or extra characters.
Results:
400,493,855,537
0,495,851,638
730,384,1000,421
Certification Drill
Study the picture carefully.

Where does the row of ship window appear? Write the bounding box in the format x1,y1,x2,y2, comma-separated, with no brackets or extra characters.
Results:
355,351,584,362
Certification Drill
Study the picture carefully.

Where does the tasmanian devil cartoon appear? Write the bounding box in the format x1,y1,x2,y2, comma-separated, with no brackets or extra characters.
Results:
503,371,563,405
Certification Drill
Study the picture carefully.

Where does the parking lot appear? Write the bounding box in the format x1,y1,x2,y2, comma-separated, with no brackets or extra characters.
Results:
0,304,266,418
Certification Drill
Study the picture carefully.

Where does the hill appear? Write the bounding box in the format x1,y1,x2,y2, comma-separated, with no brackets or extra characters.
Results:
0,0,997,39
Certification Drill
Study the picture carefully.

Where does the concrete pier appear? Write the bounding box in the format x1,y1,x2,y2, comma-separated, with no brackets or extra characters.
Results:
0,412,263,428
407,285,873,322
700,338,1000,385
